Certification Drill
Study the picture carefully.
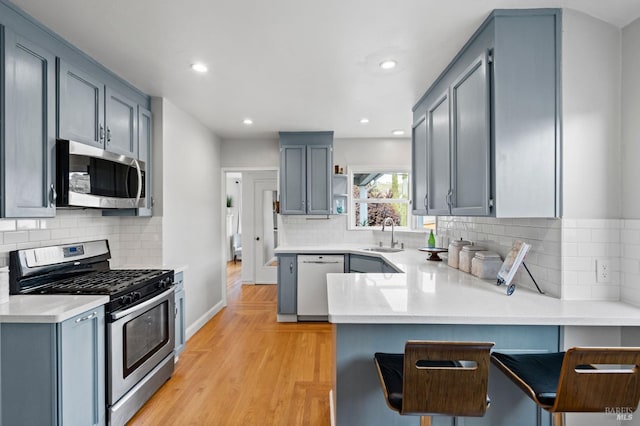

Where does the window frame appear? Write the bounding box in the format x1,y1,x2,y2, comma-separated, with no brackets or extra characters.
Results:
347,166,417,231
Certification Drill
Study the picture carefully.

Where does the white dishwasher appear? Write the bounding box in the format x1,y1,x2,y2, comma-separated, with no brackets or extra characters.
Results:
297,255,344,320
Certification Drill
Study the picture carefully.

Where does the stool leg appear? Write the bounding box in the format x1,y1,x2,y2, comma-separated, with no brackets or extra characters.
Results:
419,415,432,426
552,412,563,426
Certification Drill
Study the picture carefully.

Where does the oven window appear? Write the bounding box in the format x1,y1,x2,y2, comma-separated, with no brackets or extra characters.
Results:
123,301,169,377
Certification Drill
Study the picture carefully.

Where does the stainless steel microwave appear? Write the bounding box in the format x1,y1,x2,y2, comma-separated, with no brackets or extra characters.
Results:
56,140,145,209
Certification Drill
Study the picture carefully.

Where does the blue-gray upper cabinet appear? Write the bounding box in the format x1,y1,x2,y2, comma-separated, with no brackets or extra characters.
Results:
105,86,138,156
426,90,452,215
412,9,560,218
279,131,333,215
137,106,153,216
3,26,56,218
0,306,106,426
450,52,490,216
57,59,104,148
58,60,138,158
411,115,427,215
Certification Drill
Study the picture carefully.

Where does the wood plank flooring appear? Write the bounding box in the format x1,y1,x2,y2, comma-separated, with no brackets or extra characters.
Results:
128,262,334,425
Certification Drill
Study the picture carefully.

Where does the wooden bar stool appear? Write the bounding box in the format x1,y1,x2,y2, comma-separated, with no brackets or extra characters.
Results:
491,347,640,426
374,341,494,426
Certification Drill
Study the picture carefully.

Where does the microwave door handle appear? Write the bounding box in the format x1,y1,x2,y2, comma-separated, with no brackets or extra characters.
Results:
134,159,142,206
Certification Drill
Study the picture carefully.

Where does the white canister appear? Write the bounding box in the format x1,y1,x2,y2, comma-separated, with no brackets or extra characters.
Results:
471,251,503,279
0,266,9,304
459,245,485,273
447,239,471,269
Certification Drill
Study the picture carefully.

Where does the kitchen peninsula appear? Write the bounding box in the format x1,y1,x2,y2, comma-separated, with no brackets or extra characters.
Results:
274,246,640,425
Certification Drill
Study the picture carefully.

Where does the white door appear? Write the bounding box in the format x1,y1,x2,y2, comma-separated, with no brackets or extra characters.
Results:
254,178,278,284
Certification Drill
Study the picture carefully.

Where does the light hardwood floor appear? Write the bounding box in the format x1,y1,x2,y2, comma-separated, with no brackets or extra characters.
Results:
128,262,334,425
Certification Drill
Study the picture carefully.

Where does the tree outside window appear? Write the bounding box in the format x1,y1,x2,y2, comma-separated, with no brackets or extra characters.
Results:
352,171,410,228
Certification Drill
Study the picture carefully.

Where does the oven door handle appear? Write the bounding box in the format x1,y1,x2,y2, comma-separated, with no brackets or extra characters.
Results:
111,287,174,321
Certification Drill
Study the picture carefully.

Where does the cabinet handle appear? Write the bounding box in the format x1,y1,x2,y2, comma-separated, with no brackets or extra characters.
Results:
106,126,112,143
424,194,428,211
289,262,294,273
76,311,97,323
175,305,178,318
99,124,105,142
446,190,453,208
49,184,57,207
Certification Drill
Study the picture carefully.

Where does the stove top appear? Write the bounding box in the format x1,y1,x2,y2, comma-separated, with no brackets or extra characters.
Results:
34,269,171,296
9,240,175,313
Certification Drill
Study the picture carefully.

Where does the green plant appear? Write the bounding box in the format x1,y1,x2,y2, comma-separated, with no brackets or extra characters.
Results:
226,196,233,208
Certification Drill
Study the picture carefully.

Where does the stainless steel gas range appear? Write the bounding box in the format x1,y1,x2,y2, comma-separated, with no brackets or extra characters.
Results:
9,240,175,426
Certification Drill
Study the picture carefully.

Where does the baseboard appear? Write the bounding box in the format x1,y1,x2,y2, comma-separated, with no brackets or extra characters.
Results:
277,314,297,322
185,300,225,340
329,389,335,426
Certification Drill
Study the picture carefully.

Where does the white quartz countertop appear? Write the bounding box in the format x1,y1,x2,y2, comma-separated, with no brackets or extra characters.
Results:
0,295,108,323
275,244,640,326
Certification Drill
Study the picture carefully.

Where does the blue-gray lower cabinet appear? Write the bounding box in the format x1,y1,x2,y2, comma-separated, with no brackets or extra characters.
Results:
3,25,56,218
0,306,106,426
348,254,398,274
277,254,297,314
174,271,186,357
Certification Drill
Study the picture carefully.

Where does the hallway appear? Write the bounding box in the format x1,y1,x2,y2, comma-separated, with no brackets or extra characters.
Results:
129,262,334,425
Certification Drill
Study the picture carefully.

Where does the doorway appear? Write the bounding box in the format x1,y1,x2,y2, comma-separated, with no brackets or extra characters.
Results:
223,169,278,291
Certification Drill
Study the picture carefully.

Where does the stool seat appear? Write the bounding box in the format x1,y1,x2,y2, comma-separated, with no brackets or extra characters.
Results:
491,347,640,426
374,340,494,424
491,351,565,407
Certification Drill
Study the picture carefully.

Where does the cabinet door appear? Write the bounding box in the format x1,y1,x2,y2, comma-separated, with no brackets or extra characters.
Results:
105,87,138,157
306,145,332,214
411,115,428,215
349,255,383,273
4,28,56,217
175,288,186,356
280,145,307,214
451,53,490,216
426,91,451,215
58,59,105,148
59,306,105,426
277,254,297,314
138,106,153,216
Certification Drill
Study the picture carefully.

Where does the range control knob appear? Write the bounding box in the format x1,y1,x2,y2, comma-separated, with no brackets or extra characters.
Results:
121,295,133,305
132,292,141,301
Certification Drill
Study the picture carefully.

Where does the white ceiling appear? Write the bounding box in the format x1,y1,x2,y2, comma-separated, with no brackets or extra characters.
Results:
10,0,640,140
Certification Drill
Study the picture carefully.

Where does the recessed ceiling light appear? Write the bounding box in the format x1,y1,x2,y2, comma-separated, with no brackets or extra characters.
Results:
392,129,405,136
243,118,253,125
191,63,208,73
379,60,397,70
360,118,370,124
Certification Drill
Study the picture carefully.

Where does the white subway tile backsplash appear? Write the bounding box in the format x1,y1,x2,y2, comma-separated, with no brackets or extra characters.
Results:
0,211,162,270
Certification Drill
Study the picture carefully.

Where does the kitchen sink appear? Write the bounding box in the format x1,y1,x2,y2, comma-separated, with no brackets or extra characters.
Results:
362,247,403,253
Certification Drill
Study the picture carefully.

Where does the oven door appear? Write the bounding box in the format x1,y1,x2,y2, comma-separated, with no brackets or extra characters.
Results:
108,287,175,405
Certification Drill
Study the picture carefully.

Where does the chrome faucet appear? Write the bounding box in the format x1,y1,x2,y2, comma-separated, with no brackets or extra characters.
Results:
381,217,398,248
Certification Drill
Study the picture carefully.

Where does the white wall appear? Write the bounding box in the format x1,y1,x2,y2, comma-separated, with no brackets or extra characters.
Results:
622,17,640,219
156,98,223,338
621,17,640,307
221,138,279,168
561,9,622,219
333,137,411,169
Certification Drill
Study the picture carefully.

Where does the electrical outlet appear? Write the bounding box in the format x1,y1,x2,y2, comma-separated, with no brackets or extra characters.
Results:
596,259,611,283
